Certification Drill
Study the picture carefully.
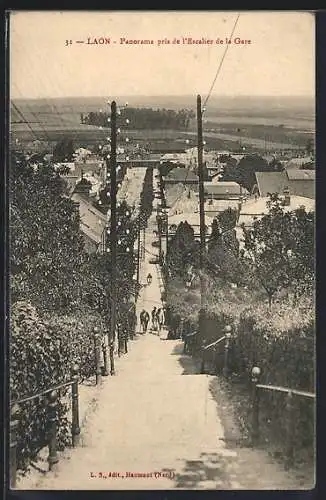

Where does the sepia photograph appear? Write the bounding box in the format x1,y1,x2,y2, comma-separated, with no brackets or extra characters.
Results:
8,10,315,491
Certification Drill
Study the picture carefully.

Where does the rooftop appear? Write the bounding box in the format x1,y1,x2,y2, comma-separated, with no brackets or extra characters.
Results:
255,170,315,199
203,181,242,196
286,156,313,169
71,192,107,245
286,169,315,180
238,195,315,227
164,167,198,183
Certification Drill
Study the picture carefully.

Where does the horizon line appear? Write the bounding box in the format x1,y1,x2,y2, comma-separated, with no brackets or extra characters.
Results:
11,93,315,101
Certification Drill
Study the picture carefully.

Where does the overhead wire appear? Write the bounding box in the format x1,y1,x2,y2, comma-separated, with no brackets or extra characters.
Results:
203,13,241,108
10,101,41,143
12,83,54,145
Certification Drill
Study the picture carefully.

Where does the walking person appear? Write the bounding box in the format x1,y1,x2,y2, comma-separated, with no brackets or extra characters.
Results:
156,308,161,332
140,309,149,334
156,307,165,332
151,306,157,332
143,310,149,333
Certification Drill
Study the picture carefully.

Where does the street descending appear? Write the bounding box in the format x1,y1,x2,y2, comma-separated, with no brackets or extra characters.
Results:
20,211,303,491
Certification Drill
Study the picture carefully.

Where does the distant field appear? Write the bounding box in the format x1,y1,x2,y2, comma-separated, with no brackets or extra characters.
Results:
10,123,248,154
10,123,307,153
10,95,313,153
206,115,314,131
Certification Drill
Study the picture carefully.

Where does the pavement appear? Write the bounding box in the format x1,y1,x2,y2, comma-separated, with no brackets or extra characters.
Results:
16,182,309,491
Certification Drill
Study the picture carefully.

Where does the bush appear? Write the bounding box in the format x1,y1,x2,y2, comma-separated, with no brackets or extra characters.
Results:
234,300,315,390
205,297,315,459
10,301,105,472
44,308,106,382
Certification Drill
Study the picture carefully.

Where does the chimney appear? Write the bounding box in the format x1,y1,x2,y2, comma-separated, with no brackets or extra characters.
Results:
283,186,291,206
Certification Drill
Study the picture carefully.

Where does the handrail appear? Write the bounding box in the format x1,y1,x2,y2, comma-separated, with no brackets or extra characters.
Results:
203,335,226,351
185,331,197,338
256,383,315,399
11,379,76,407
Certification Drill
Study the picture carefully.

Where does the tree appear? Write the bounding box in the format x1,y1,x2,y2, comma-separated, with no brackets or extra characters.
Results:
240,194,314,306
53,138,75,162
84,107,195,130
139,167,154,225
305,138,314,156
237,154,269,192
10,153,85,311
268,158,284,172
218,156,241,184
207,211,241,284
167,221,200,278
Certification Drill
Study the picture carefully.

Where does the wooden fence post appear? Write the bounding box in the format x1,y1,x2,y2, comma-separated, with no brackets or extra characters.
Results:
47,390,59,471
10,403,20,488
285,391,295,468
123,327,128,354
251,366,261,446
94,329,102,385
223,325,232,378
102,340,109,376
117,324,123,357
183,335,188,354
200,340,206,374
109,339,115,376
71,364,80,447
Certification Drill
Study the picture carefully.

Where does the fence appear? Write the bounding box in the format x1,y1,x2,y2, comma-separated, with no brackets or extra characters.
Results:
10,365,79,488
250,366,315,467
10,327,118,488
183,323,315,467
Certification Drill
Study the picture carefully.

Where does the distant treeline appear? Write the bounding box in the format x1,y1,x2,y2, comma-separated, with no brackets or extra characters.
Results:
81,108,195,130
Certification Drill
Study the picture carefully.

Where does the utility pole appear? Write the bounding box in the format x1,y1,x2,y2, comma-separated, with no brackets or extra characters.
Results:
197,94,206,339
136,217,141,289
142,226,146,261
109,100,117,375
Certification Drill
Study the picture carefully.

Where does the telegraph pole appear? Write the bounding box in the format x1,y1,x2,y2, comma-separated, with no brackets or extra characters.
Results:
197,94,206,339
136,218,141,288
109,100,117,375
197,95,206,304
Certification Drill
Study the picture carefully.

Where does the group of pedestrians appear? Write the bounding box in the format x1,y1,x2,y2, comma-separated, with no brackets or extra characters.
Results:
139,306,165,334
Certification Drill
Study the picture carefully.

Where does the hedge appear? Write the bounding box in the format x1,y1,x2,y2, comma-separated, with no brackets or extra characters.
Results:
169,283,315,458
10,301,106,472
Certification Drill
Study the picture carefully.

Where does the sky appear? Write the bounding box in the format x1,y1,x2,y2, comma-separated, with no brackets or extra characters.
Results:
9,10,315,100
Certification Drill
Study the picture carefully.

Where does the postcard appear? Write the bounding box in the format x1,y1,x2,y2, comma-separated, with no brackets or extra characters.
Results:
8,10,315,491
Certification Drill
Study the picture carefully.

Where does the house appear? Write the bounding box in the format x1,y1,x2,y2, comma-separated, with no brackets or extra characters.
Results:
160,153,186,165
236,192,315,252
204,198,241,219
254,169,315,199
203,181,243,201
62,174,80,196
285,156,314,170
237,191,315,229
74,147,92,161
207,163,224,179
71,179,107,254
163,167,199,190
168,187,199,217
117,154,162,169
